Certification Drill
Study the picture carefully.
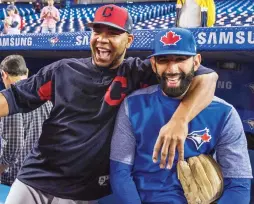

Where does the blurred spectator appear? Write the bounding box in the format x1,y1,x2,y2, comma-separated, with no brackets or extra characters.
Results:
35,2,42,13
0,55,52,186
40,0,60,33
13,6,24,32
0,20,4,35
34,0,42,14
3,5,21,35
175,0,216,28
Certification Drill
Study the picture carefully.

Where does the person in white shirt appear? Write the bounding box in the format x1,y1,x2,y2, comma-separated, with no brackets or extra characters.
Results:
40,0,60,33
175,0,216,28
3,5,21,35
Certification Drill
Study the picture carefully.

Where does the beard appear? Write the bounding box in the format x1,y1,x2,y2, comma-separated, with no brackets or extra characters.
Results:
157,66,195,98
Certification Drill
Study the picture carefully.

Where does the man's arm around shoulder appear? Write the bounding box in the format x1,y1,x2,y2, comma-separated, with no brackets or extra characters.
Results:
180,65,218,122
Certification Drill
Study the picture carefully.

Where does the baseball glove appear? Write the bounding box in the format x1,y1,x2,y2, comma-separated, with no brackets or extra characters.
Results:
177,154,223,204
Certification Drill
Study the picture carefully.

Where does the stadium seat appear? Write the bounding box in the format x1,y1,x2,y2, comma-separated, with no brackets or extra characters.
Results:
1,1,253,39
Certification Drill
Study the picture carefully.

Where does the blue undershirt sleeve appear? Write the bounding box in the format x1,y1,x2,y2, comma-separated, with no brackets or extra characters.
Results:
217,178,251,204
110,161,142,204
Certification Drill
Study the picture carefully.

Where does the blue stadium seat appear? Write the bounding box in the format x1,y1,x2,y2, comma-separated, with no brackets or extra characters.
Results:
1,1,253,36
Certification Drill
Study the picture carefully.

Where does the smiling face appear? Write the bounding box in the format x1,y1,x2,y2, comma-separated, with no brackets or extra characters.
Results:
90,24,134,69
151,54,201,97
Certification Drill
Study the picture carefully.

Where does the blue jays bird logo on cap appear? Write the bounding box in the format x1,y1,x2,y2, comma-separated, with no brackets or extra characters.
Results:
160,31,182,46
243,119,254,130
187,128,212,150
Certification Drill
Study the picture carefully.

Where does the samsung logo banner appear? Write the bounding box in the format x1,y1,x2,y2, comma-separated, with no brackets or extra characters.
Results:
0,27,252,51
75,35,89,46
133,27,254,51
197,31,254,45
0,37,33,47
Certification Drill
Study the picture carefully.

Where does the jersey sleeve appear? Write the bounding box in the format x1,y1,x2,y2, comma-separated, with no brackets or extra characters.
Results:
1,60,60,115
194,65,215,76
215,107,253,178
217,178,251,204
110,160,142,204
127,57,157,88
110,99,136,165
110,99,141,204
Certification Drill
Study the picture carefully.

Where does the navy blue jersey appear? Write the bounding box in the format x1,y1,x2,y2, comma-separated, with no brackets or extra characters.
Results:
0,57,214,200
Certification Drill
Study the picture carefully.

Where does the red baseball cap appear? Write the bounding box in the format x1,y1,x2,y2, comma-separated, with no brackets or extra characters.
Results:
86,4,133,33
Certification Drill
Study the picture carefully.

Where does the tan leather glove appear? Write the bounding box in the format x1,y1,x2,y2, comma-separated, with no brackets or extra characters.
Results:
177,154,224,204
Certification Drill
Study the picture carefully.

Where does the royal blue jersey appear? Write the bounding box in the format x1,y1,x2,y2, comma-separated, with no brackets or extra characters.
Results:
110,85,252,204
1,57,213,200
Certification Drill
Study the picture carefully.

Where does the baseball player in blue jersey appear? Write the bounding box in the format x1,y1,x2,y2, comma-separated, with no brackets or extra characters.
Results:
110,28,252,204
0,5,217,204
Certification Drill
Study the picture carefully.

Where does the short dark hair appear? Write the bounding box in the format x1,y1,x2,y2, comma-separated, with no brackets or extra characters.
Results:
0,55,28,76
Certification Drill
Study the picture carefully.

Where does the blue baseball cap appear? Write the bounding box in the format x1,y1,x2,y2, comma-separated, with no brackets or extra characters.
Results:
148,28,197,58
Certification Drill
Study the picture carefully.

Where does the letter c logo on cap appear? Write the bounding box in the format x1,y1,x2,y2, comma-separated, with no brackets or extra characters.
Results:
102,6,113,17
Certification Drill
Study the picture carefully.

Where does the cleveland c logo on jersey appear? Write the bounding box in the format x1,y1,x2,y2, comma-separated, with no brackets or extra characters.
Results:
104,76,128,106
187,128,212,150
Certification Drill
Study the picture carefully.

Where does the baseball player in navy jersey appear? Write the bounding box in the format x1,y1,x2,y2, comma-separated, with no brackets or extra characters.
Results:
110,28,252,204
0,5,217,204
